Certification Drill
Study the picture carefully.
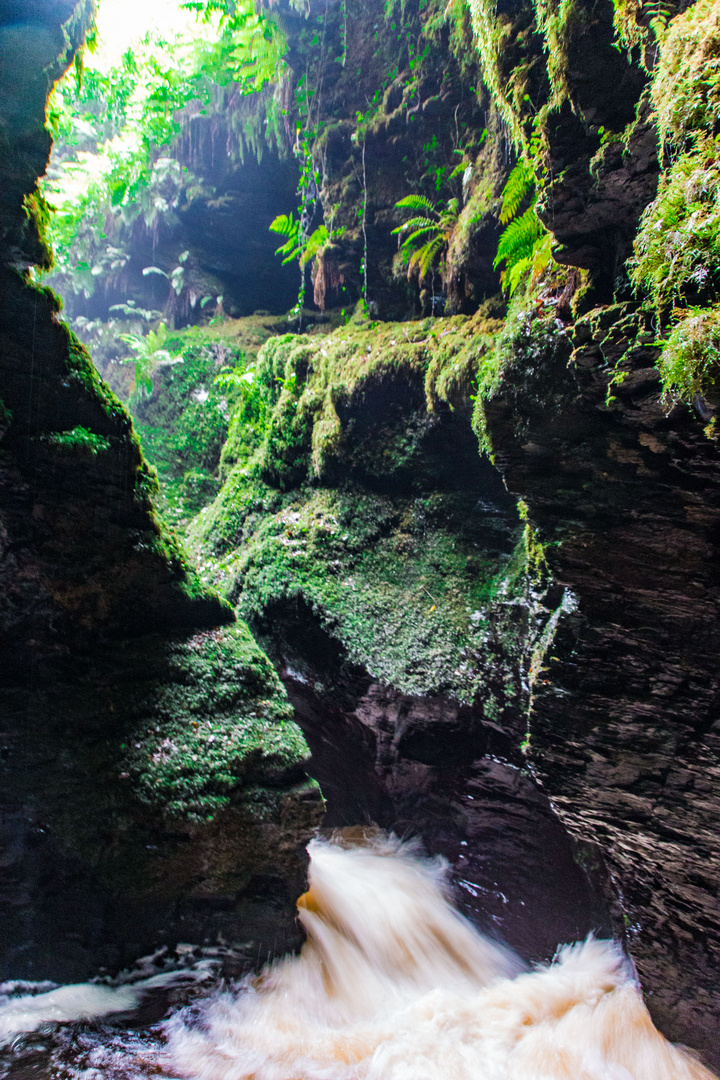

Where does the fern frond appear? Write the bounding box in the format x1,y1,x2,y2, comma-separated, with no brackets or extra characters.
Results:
399,225,442,252
300,223,329,266
277,241,302,264
269,213,298,239
270,212,302,264
499,161,535,224
528,230,553,288
395,194,436,214
494,207,544,268
392,216,437,236
417,235,445,280
502,255,532,295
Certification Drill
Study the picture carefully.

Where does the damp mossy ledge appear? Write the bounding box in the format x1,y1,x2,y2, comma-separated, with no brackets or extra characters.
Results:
188,309,569,722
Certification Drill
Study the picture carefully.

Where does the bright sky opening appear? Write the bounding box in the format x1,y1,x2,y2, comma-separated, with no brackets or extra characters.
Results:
91,0,201,70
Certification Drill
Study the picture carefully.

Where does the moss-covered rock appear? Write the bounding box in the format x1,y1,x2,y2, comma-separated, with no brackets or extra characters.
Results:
0,1,323,984
184,308,608,967
0,622,322,980
630,0,720,402
190,310,573,735
210,306,501,488
121,622,311,820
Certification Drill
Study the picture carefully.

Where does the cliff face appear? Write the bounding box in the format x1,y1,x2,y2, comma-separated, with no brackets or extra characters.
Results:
0,0,322,981
185,0,720,1064
3,0,720,1067
484,300,720,1061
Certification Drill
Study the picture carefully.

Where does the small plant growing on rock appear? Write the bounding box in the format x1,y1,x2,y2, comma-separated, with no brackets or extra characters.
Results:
655,305,720,407
494,161,552,296
269,215,342,270
392,194,459,282
119,322,182,396
270,214,346,315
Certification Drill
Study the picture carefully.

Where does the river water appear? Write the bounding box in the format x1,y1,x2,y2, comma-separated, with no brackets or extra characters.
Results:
0,836,715,1080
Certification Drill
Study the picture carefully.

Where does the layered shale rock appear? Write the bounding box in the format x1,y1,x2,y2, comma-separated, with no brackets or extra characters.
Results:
483,299,720,1065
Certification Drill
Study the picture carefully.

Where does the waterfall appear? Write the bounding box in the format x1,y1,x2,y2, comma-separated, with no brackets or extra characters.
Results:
167,836,717,1080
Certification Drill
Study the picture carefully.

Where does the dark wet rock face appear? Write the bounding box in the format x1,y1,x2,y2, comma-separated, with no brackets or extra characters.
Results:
259,606,614,964
485,302,720,1064
0,625,321,982
0,0,322,982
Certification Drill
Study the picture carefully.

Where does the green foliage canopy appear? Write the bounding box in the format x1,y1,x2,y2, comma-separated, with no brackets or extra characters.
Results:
42,0,288,302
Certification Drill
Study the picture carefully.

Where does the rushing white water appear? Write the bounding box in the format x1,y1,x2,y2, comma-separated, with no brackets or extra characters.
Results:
0,962,216,1048
168,836,718,1080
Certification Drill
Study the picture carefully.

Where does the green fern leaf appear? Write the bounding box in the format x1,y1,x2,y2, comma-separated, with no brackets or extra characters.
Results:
494,207,544,268
269,213,298,239
499,161,535,225
528,231,553,287
503,255,532,295
395,194,436,215
300,223,329,267
270,212,302,264
417,235,445,280
392,216,437,236
400,225,442,252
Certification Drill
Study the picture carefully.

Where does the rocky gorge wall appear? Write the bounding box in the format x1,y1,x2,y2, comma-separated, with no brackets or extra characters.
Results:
174,0,720,1061
189,297,720,1064
1,0,720,1071
0,0,322,981
485,300,720,1061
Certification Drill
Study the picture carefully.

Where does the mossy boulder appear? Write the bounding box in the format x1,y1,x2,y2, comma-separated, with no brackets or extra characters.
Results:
190,310,573,736
186,311,604,965
0,621,322,981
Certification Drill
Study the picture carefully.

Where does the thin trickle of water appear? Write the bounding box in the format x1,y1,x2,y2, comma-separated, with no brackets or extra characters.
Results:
167,837,718,1080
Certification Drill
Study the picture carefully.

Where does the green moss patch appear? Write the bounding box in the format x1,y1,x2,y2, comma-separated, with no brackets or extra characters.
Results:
121,623,312,820
183,307,574,723
631,0,720,402
215,308,503,493
43,425,111,456
190,475,557,717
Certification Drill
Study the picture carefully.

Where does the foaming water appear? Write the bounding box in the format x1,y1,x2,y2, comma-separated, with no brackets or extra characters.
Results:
168,837,718,1080
0,960,224,1049
0,982,140,1043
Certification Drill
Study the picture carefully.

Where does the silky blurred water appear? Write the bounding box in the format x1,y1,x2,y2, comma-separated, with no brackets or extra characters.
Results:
0,837,715,1080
